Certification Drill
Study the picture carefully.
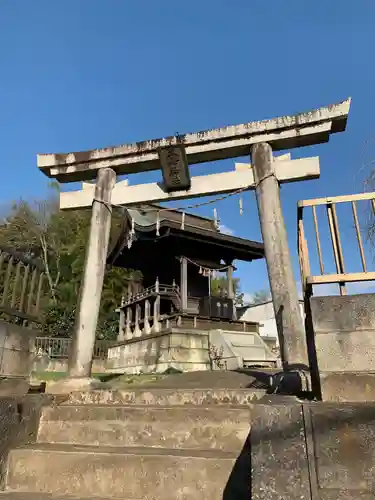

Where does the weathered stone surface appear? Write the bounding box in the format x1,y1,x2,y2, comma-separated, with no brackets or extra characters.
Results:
135,369,263,389
309,403,375,494
69,168,116,378
38,404,251,451
0,494,115,500
310,294,375,372
0,379,30,398
252,143,308,369
32,357,107,374
320,372,375,402
7,444,240,500
7,393,375,499
66,387,265,406
45,377,104,395
0,395,54,488
38,98,351,182
319,490,375,500
107,330,210,374
251,398,311,500
0,320,37,379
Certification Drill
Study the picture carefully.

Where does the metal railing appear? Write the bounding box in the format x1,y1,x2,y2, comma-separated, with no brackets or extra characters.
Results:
298,191,375,295
0,247,46,324
35,337,112,359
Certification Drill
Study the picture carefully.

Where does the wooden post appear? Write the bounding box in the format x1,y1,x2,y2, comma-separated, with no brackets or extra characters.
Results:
125,307,132,340
152,296,161,333
118,309,125,341
227,264,237,320
227,265,234,299
180,257,188,311
251,143,309,370
68,168,116,378
144,299,151,334
134,304,142,337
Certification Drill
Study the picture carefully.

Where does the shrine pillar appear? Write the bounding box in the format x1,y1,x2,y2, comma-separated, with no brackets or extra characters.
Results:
251,143,309,370
180,256,188,311
227,263,237,320
69,167,116,378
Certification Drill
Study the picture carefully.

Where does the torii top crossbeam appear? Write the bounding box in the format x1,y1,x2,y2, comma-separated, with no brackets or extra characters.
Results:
38,98,351,183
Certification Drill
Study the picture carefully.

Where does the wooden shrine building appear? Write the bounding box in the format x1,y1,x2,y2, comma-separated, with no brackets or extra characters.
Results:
106,205,278,373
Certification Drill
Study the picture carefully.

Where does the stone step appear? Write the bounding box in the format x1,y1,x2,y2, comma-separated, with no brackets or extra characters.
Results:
38,404,251,451
0,493,115,500
66,387,265,406
7,444,248,500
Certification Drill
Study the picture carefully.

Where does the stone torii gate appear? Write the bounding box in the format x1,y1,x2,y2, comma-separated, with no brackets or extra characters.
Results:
37,98,351,390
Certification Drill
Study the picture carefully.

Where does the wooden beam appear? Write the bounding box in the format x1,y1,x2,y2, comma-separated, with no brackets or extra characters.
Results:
60,156,320,210
38,98,350,182
298,191,375,208
307,272,375,285
235,152,291,171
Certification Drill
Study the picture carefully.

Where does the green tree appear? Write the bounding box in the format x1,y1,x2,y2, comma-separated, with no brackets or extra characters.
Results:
210,275,244,305
0,185,136,340
250,289,271,305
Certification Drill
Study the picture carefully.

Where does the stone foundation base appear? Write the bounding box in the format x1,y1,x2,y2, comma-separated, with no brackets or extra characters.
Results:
107,329,210,374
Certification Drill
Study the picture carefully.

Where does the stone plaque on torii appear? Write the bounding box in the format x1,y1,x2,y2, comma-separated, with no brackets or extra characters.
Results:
37,98,351,389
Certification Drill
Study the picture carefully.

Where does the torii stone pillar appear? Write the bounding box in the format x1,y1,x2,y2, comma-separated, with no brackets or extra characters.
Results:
68,168,116,378
251,143,308,370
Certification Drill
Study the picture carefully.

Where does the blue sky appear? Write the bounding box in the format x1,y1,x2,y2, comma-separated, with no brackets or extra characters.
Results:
1,0,375,300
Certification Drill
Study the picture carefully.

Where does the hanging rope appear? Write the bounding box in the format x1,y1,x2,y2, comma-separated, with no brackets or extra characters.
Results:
114,181,250,238
126,215,135,248
125,183,250,215
156,211,160,236
177,256,232,273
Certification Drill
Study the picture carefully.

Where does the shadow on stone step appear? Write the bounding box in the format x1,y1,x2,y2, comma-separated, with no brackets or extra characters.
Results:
236,368,314,399
223,436,251,500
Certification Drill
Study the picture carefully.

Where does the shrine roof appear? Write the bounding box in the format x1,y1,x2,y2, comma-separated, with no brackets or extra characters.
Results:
108,205,264,265
127,203,218,232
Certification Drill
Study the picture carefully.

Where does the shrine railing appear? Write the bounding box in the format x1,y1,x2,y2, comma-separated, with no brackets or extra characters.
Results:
0,247,46,325
122,281,180,306
298,191,375,295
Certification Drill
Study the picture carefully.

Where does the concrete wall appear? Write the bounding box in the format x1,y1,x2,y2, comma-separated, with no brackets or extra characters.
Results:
238,300,304,348
32,357,107,374
0,319,37,379
310,293,375,373
252,397,375,499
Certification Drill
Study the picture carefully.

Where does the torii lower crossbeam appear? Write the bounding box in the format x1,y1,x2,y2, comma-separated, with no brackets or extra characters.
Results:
60,156,320,210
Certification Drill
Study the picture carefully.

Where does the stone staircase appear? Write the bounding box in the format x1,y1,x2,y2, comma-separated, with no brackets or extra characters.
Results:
1,387,265,500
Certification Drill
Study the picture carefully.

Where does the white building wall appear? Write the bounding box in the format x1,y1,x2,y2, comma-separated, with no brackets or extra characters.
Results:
238,300,305,346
